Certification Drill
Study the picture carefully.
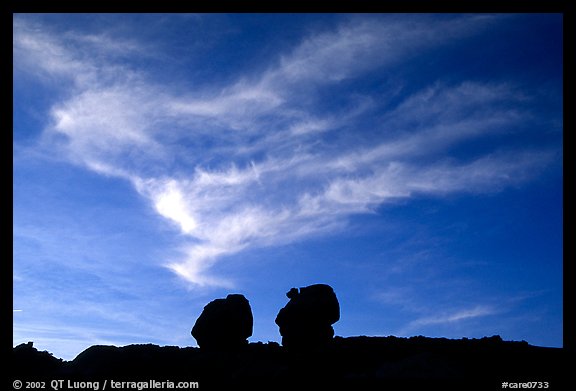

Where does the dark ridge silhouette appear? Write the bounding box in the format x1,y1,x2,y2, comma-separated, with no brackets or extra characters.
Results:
191,293,253,351
12,286,569,388
275,283,340,349
12,341,63,376
12,337,566,389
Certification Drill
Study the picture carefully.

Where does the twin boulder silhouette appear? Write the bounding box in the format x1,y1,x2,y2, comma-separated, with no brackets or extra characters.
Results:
16,282,566,383
191,283,339,350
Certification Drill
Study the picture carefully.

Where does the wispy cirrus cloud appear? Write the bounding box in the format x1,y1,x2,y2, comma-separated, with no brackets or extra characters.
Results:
372,285,503,337
403,305,499,332
13,14,558,288
264,14,499,86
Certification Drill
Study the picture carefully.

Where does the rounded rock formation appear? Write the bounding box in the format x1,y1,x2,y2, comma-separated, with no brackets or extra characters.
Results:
192,294,253,351
275,284,340,349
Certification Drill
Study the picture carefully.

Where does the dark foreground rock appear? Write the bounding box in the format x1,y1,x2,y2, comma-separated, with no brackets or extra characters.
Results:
191,293,253,351
275,284,340,349
12,336,568,389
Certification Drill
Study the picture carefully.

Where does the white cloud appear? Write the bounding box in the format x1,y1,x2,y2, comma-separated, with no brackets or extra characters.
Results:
14,15,558,288
373,285,504,336
267,15,498,86
13,18,149,90
150,180,198,234
13,21,92,85
166,249,234,288
407,305,498,329
168,81,284,126
289,118,332,136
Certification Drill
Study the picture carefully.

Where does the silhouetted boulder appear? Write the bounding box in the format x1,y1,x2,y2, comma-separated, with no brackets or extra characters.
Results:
192,293,253,351
275,284,340,349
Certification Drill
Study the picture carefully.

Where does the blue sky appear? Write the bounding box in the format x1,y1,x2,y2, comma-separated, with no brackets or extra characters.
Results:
13,13,563,360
